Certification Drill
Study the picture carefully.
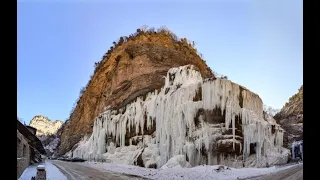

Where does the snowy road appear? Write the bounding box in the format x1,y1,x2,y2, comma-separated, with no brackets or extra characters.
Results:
49,160,303,180
243,163,303,180
50,160,147,180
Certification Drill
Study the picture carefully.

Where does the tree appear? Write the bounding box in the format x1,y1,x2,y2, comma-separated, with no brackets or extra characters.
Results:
171,33,178,41
119,37,124,44
94,62,99,68
123,36,128,42
80,87,86,95
148,27,155,33
140,25,148,32
263,104,280,116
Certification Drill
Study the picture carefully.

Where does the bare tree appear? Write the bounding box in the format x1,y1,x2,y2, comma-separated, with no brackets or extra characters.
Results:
221,75,228,79
148,27,155,33
140,25,148,32
263,104,280,116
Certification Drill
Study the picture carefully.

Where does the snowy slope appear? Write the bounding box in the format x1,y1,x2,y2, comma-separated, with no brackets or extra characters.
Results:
69,65,288,168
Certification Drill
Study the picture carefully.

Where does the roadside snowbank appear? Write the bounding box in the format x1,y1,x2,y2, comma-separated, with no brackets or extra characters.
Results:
81,161,301,180
161,155,191,169
18,161,67,180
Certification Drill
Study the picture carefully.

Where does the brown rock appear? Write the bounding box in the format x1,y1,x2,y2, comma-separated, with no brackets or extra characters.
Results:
274,85,303,148
57,28,214,155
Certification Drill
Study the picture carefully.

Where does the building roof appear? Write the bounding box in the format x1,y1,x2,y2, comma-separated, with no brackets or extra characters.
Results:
17,120,46,154
25,126,37,135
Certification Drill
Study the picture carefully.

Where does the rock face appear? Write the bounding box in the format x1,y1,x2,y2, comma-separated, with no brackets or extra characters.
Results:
39,135,60,157
69,65,288,168
29,115,63,156
58,27,213,155
274,86,303,148
29,115,63,136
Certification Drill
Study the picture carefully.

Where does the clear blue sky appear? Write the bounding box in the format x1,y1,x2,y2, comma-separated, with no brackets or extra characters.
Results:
17,0,303,125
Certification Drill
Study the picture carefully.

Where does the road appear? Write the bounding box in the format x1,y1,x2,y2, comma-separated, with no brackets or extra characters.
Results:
50,160,303,180
50,160,147,180
243,163,303,180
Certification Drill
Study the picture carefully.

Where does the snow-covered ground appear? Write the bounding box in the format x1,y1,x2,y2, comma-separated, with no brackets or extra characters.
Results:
81,161,302,180
18,161,67,180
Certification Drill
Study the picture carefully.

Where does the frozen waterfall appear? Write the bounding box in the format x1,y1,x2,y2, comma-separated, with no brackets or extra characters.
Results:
70,65,288,168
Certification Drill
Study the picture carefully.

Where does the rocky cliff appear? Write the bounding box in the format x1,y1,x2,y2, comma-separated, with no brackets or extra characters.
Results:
58,27,288,168
69,65,288,168
58,27,213,155
29,115,63,136
274,85,303,148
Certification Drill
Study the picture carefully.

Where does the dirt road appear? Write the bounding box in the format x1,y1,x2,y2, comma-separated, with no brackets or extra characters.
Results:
50,160,147,180
244,163,303,180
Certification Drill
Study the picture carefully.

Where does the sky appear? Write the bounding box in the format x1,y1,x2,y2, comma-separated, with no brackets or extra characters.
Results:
17,0,303,125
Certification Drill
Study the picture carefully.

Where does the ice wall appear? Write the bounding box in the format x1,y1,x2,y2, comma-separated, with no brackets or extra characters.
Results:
71,65,287,168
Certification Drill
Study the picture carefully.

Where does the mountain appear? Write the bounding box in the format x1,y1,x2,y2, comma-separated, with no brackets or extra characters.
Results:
58,27,213,156
29,115,64,156
274,85,303,148
29,115,63,136
57,27,288,168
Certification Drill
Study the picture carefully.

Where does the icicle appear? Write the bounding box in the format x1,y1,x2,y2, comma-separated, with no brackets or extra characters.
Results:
232,114,235,150
71,65,285,168
292,143,295,159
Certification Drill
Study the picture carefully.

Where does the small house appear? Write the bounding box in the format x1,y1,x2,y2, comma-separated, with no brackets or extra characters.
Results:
17,119,46,178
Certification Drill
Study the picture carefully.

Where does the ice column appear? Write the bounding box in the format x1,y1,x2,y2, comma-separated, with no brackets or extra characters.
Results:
292,143,295,159
300,144,303,160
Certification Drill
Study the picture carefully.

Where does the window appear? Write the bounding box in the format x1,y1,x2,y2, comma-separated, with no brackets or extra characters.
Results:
17,138,21,148
17,138,21,157
23,144,27,157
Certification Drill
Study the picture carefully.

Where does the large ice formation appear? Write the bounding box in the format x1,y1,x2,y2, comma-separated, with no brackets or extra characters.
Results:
69,65,289,168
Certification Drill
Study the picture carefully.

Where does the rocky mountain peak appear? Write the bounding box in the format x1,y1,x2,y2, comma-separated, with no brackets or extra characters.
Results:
274,85,303,123
58,26,213,155
29,115,63,136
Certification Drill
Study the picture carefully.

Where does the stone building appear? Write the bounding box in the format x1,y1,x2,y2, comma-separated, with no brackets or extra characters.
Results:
17,119,46,179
